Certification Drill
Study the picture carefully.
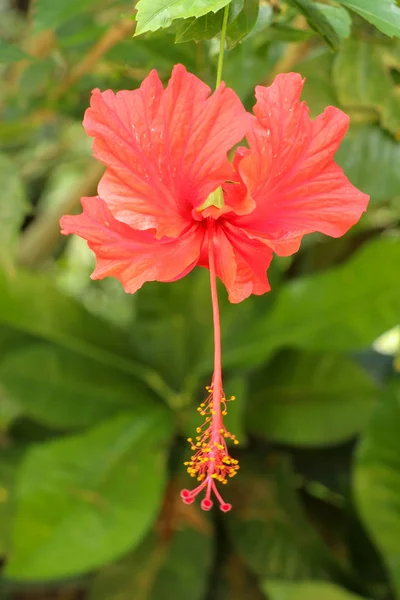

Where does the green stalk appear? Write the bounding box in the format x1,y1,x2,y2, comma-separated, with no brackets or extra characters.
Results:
215,3,230,88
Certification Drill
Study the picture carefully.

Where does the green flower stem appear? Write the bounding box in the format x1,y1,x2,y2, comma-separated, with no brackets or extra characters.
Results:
216,3,230,89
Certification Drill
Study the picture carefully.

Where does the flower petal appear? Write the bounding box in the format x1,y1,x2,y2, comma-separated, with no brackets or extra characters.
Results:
199,222,272,304
60,197,204,293
84,65,249,238
234,73,369,255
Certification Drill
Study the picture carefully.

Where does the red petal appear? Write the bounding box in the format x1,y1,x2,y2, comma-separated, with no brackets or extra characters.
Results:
60,197,204,293
84,65,249,238
233,73,369,255
199,222,272,304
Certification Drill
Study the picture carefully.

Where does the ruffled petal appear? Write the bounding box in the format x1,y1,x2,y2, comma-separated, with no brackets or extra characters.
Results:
233,73,369,255
199,222,272,304
84,65,249,238
60,197,204,293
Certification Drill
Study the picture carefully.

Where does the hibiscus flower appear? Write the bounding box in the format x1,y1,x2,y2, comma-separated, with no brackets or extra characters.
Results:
60,64,369,511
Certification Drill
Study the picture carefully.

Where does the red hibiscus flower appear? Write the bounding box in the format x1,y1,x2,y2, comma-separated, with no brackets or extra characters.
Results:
60,64,369,511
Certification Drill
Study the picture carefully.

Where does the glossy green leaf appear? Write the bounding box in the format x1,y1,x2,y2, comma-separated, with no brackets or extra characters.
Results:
89,508,212,600
336,125,400,204
316,3,352,40
265,580,366,600
354,382,400,597
0,40,28,64
226,456,341,579
286,0,340,49
338,0,400,38
0,154,29,266
222,238,400,370
135,0,232,35
247,351,378,447
0,343,160,429
5,408,173,580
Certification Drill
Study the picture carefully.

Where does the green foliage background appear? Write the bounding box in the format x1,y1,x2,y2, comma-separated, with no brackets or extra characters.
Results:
0,0,399,599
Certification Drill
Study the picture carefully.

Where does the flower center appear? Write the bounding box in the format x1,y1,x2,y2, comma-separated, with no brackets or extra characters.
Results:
197,186,225,213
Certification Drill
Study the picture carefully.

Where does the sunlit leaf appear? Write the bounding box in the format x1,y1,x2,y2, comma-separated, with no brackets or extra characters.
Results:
337,0,400,38
5,408,173,580
135,0,232,35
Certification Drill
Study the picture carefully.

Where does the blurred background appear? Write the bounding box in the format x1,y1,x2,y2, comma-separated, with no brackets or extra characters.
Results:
0,0,399,599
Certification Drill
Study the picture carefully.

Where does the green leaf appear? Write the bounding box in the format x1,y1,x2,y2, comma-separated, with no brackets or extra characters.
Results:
226,0,259,48
175,0,258,46
5,408,173,580
175,11,223,43
135,0,232,35
0,39,28,64
286,0,340,49
227,456,341,579
247,351,378,447
32,0,99,33
316,3,352,40
0,266,168,397
335,125,400,204
354,382,400,597
0,343,160,429
0,154,30,266
222,238,400,370
89,511,212,600
337,0,400,38
264,580,366,600
333,39,400,135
